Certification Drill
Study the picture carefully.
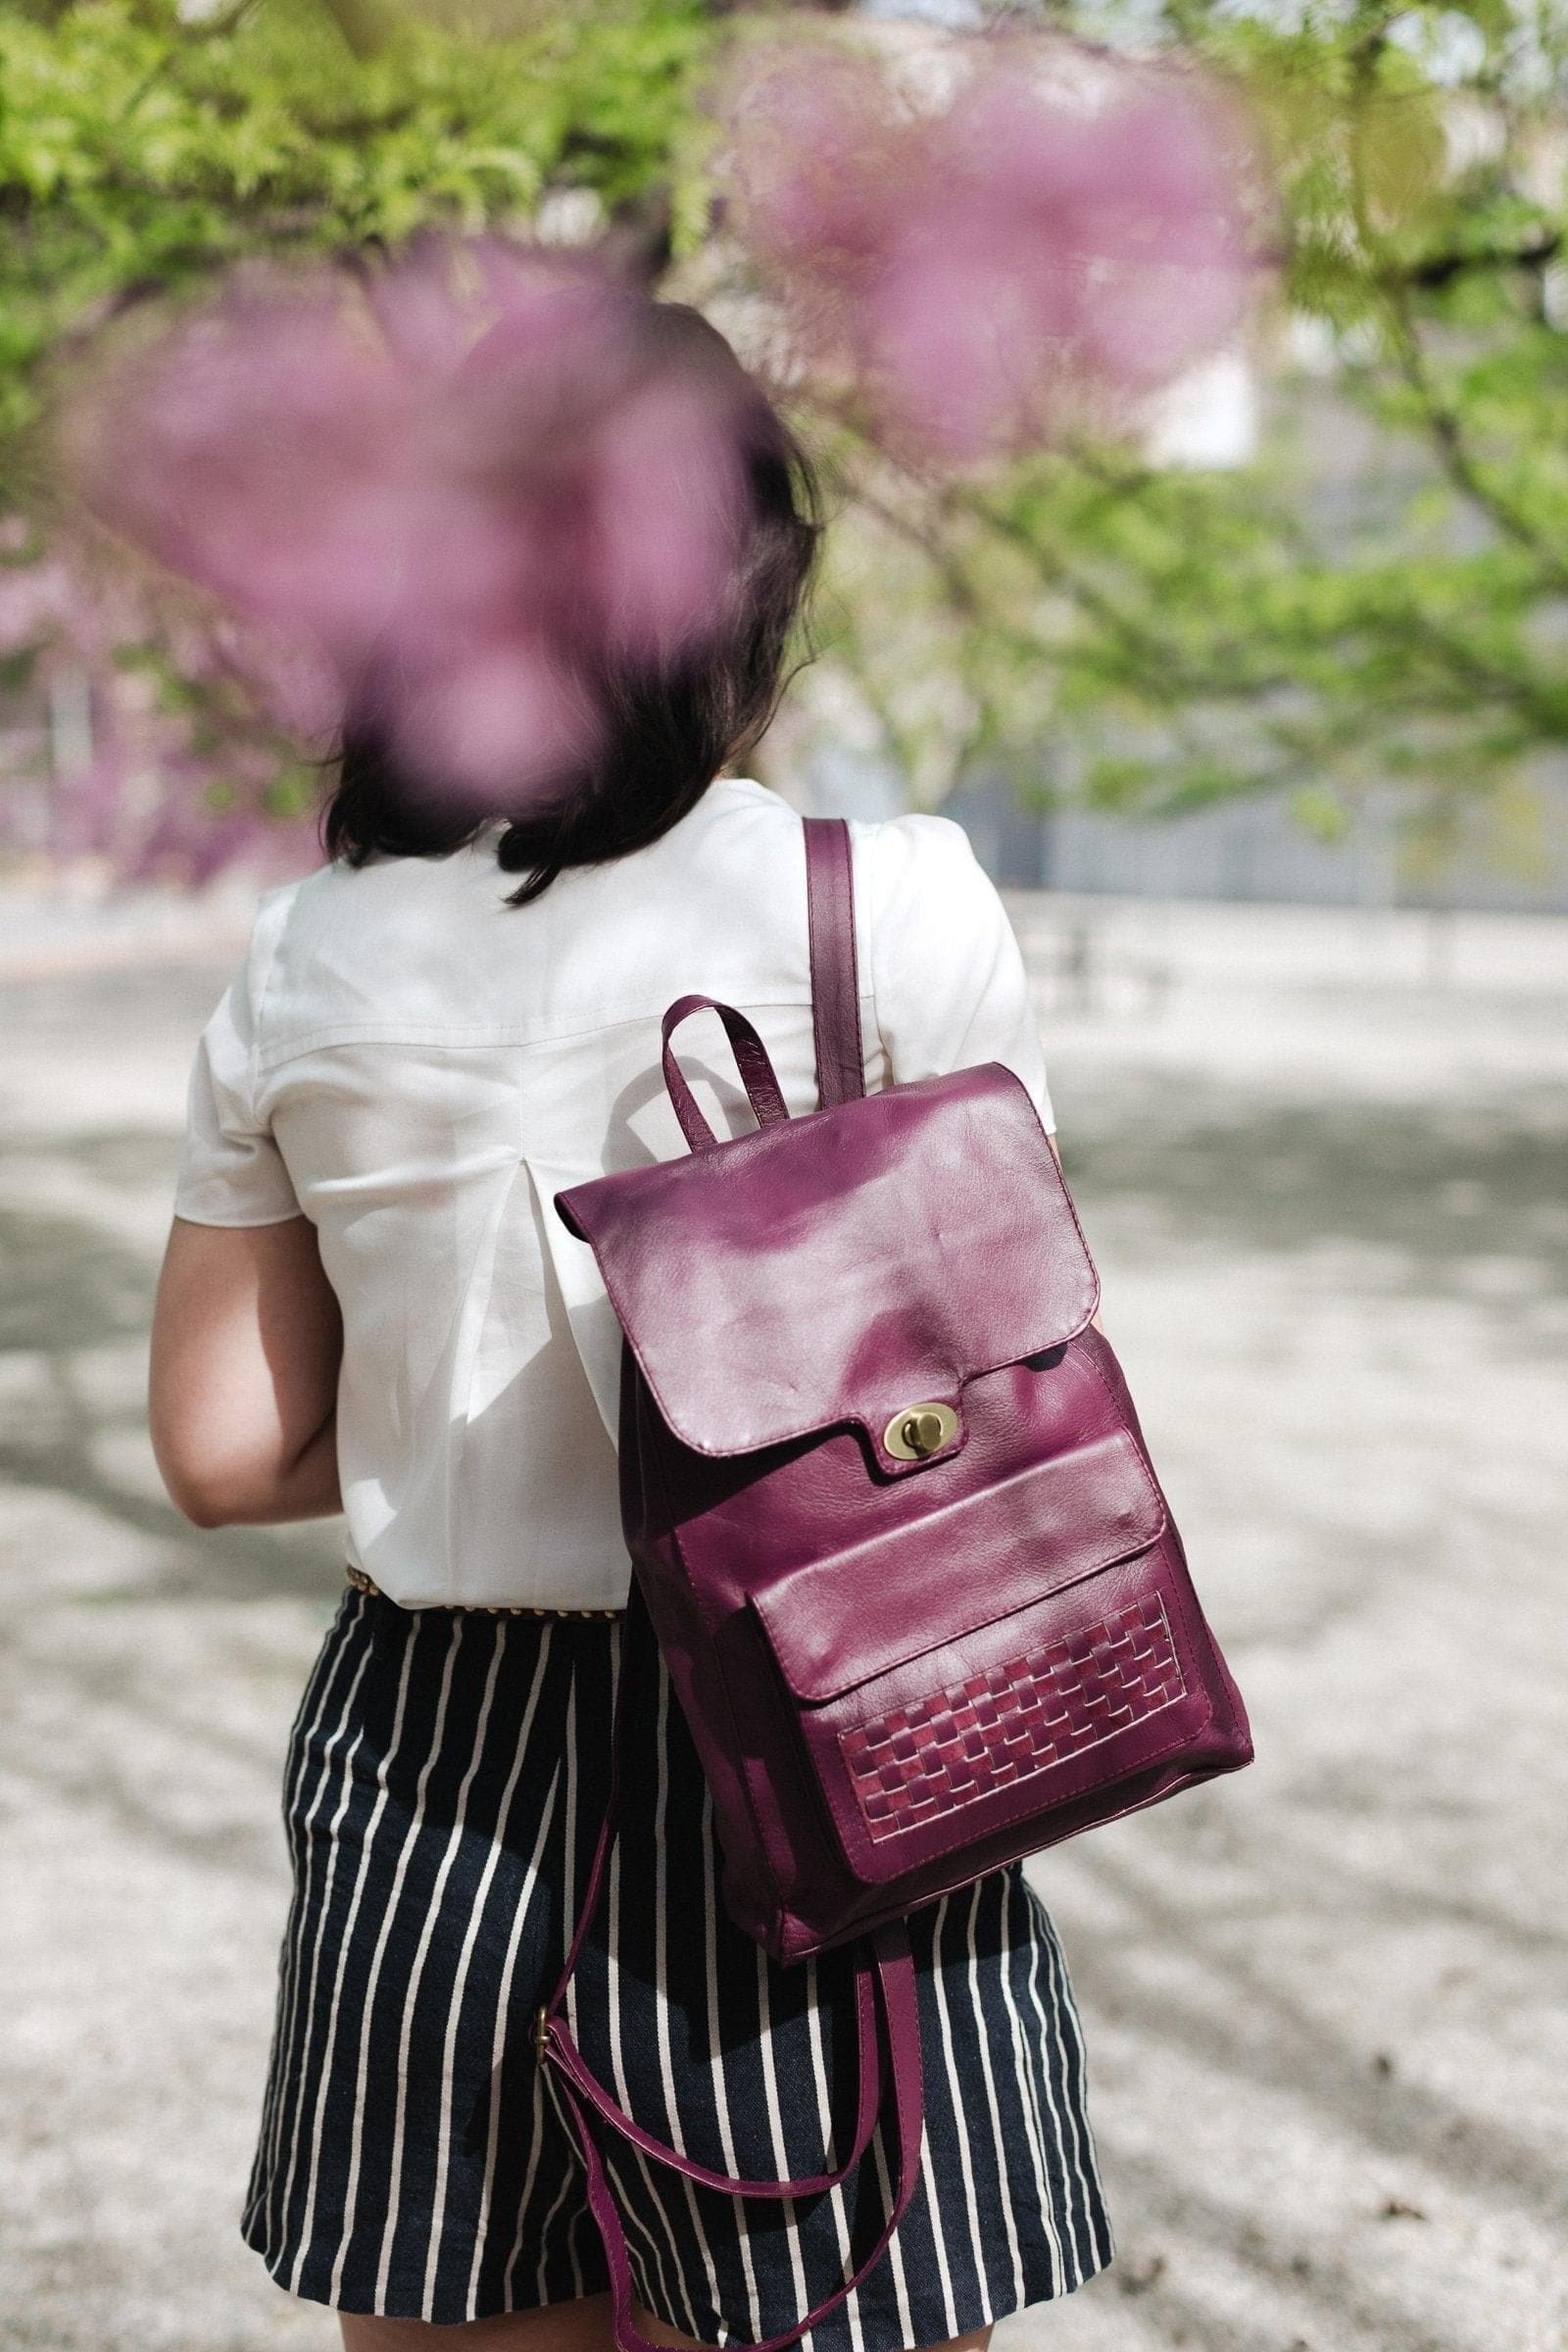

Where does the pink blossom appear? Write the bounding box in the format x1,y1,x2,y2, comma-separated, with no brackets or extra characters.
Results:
70,283,409,662
0,558,74,657
724,48,907,285
391,641,603,805
725,43,1264,462
590,374,750,654
0,508,329,883
62,240,751,808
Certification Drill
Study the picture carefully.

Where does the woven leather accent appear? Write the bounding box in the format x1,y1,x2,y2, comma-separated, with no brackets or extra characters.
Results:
840,1594,1186,1841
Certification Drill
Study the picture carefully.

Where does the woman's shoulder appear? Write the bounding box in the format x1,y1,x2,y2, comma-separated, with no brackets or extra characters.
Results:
220,846,511,1067
708,779,987,895
850,804,982,878
702,787,1007,1002
228,790,1008,1064
848,805,1004,951
254,828,526,968
224,871,308,1019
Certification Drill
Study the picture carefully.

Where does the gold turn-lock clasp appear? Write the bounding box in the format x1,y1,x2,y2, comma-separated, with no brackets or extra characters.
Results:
883,1401,959,1462
533,2005,551,2061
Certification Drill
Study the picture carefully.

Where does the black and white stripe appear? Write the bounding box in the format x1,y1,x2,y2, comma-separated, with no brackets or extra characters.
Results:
243,1588,1114,2340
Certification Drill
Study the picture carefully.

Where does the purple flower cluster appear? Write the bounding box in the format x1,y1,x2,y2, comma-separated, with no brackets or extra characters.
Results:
35,36,1266,876
66,240,748,807
725,42,1260,460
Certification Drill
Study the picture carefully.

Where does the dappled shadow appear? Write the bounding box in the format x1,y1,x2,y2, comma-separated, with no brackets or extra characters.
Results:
50,1125,186,1196
1062,1821,1566,2215
0,956,233,1050
5,986,1565,2352
1042,1803,1568,2352
0,1145,338,1607
0,1419,335,1613
0,1196,160,1353
1059,1073,1568,1307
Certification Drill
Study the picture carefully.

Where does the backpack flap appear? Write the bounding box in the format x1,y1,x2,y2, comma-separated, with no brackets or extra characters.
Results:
556,1059,1098,1478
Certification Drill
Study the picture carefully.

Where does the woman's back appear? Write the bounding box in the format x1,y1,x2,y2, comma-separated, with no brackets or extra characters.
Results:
175,777,1053,1606
137,275,1116,2352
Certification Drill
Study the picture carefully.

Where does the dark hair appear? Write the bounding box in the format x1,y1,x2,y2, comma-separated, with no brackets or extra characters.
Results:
321,301,821,904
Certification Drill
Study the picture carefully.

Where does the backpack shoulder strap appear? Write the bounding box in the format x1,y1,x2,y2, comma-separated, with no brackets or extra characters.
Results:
803,815,865,1109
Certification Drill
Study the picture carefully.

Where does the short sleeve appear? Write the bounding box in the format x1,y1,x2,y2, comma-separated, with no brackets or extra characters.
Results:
172,886,303,1227
862,811,1054,1132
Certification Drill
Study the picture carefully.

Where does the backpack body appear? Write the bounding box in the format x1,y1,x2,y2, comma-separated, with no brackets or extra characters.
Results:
556,836,1251,1964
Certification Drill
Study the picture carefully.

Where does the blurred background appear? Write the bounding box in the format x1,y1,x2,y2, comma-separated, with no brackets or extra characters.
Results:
2,1,1566,2348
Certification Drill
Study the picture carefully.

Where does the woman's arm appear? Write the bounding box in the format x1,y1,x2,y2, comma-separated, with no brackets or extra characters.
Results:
149,1215,344,1528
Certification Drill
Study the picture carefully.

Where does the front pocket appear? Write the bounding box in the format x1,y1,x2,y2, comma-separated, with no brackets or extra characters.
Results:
749,1447,1216,1886
750,1429,1165,1702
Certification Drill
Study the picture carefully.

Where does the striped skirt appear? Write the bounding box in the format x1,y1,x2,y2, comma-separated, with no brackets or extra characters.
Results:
243,1584,1114,2342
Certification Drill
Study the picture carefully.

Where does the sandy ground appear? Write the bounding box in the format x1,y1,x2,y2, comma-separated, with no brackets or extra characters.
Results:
2,892,1565,2352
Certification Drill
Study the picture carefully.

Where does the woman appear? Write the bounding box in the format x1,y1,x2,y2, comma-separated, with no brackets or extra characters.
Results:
148,298,1113,2352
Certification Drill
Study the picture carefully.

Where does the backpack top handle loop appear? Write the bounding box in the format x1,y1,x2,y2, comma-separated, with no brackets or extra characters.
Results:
662,994,791,1153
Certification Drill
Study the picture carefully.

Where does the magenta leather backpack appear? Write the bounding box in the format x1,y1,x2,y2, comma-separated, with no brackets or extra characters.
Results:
537,816,1252,2352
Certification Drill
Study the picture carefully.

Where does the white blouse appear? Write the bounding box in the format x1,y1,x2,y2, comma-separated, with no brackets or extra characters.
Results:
174,777,1054,1607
